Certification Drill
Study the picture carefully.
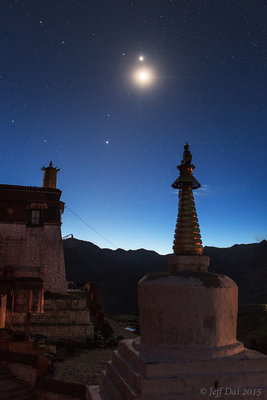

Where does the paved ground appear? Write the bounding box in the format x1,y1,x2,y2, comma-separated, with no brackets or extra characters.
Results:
53,347,115,385
53,317,137,385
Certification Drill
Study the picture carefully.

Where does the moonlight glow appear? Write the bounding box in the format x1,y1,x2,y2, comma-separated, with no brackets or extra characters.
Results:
133,67,155,86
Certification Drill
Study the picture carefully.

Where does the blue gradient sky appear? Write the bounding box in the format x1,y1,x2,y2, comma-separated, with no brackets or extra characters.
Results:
1,1,266,254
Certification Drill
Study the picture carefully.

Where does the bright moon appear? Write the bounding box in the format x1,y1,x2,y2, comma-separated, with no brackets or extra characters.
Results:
133,67,155,86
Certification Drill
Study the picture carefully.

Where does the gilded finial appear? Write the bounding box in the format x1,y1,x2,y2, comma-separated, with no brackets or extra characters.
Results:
41,161,60,188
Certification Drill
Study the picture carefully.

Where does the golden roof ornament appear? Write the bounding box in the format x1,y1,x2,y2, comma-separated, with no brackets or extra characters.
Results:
41,161,60,188
172,143,202,256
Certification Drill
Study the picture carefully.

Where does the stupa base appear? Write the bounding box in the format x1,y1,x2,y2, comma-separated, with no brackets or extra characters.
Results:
88,338,267,400
168,255,210,272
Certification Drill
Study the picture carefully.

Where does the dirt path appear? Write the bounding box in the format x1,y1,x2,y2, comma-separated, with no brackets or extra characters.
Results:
53,347,115,385
53,317,137,385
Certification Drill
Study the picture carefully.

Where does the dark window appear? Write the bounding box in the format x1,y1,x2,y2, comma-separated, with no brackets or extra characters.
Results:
31,210,40,225
28,209,43,227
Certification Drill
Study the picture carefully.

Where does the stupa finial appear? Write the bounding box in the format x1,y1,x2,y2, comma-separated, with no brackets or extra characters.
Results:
172,143,200,190
182,142,192,165
172,143,202,256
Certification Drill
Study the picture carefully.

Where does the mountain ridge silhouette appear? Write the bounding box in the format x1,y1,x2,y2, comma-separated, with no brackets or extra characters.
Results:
63,238,267,314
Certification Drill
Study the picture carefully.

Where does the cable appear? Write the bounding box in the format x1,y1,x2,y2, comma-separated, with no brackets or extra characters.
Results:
65,205,116,248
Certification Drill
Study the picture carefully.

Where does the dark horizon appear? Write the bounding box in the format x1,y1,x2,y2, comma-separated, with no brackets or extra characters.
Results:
63,235,267,256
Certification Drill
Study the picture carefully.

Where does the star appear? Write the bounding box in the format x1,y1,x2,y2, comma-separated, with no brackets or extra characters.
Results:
138,55,144,61
105,140,109,144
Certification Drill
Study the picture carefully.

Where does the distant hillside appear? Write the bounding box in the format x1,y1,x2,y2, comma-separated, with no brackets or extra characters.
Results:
63,239,267,315
203,241,267,306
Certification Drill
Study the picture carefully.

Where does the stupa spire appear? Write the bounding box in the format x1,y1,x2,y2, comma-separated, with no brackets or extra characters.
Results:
172,143,202,256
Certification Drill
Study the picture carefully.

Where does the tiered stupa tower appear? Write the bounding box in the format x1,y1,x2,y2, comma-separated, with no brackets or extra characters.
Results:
172,143,202,256
88,144,267,400
168,143,209,273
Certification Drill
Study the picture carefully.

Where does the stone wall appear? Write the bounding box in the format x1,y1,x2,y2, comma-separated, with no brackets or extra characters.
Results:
30,323,94,343
44,294,88,311
0,224,66,294
6,291,94,343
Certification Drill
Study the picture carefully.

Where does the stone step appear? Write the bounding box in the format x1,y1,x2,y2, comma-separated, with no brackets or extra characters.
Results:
138,392,266,400
89,386,267,400
139,387,267,400
90,371,267,400
88,387,196,400
0,381,32,392
139,393,209,400
111,343,267,396
118,341,267,377
112,350,143,392
117,341,146,375
108,353,215,395
87,385,102,400
218,371,267,387
0,388,36,400
112,359,267,395
141,372,267,394
102,371,124,400
145,370,267,394
106,361,139,400
87,385,110,400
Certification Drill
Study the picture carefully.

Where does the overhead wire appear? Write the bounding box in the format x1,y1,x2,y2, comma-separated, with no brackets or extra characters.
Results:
65,205,116,249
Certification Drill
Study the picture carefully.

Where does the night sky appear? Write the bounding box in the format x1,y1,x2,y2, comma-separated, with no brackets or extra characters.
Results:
1,1,266,254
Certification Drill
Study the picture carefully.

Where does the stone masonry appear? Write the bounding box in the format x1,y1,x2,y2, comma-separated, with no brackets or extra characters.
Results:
0,223,66,294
